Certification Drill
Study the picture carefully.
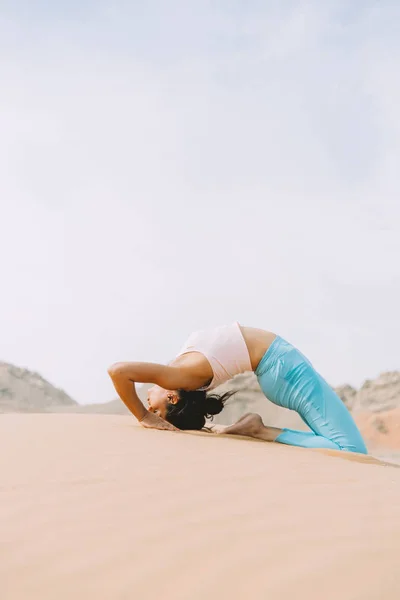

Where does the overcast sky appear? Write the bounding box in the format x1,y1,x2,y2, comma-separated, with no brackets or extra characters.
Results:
1,1,399,404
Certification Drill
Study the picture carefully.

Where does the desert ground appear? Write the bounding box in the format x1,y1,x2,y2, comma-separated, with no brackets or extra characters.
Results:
1,414,400,600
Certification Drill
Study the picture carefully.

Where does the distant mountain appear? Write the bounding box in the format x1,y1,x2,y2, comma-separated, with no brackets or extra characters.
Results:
352,372,400,412
0,362,77,413
79,384,151,415
334,384,358,409
1,359,398,429
1,360,399,453
212,370,400,422
0,361,151,415
326,372,400,413
210,371,400,450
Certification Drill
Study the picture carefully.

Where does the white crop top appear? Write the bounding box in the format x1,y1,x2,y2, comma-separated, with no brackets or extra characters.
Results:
176,322,252,390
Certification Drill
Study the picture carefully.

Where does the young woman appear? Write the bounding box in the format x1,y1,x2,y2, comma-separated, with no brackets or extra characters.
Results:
108,322,367,454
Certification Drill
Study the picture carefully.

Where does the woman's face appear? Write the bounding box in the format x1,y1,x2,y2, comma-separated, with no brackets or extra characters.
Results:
147,385,178,419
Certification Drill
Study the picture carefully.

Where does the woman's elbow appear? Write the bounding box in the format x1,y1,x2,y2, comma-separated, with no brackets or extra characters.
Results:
107,362,127,379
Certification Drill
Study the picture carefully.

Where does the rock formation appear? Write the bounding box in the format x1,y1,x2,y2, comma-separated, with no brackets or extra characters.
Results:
0,362,77,413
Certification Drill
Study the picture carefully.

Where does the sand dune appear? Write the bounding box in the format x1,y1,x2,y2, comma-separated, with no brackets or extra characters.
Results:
1,414,400,600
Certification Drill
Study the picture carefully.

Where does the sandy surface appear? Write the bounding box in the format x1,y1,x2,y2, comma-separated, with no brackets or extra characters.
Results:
1,414,400,600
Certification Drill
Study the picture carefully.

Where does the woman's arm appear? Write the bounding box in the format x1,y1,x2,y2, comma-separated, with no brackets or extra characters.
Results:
107,362,205,430
107,365,148,421
107,362,207,391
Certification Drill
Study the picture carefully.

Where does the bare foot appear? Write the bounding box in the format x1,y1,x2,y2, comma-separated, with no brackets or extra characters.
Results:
223,413,265,437
209,413,257,435
208,424,228,434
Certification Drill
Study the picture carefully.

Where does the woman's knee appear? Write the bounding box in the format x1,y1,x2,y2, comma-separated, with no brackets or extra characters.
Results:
275,429,341,450
342,440,368,455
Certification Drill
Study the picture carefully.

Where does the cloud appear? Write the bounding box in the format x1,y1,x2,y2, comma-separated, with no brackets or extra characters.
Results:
0,1,399,402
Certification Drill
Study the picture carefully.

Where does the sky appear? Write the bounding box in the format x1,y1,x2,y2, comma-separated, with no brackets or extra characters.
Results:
0,0,399,404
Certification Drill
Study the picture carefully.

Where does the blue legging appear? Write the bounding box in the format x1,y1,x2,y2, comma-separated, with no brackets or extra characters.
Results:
256,337,367,454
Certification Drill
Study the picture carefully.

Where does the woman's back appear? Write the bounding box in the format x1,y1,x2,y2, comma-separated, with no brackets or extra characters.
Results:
172,323,276,390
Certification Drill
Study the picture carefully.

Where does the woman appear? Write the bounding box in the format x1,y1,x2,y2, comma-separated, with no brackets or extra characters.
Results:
108,322,367,454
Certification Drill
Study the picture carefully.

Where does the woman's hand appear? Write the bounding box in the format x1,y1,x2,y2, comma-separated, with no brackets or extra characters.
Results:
139,412,180,432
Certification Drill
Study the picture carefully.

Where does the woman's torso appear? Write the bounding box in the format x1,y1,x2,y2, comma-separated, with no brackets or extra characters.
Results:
170,323,276,390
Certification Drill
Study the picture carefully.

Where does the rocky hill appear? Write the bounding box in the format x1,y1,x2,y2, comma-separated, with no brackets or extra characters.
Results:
210,372,400,453
0,362,77,413
213,370,400,418
68,384,151,415
0,361,150,415
1,360,399,457
1,360,398,427
353,372,400,412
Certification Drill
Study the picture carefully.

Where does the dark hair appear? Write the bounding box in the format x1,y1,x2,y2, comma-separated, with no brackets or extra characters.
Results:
165,389,235,430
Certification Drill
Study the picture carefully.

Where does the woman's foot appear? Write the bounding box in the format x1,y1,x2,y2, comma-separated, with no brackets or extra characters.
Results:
223,413,265,437
211,413,282,442
208,412,255,434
